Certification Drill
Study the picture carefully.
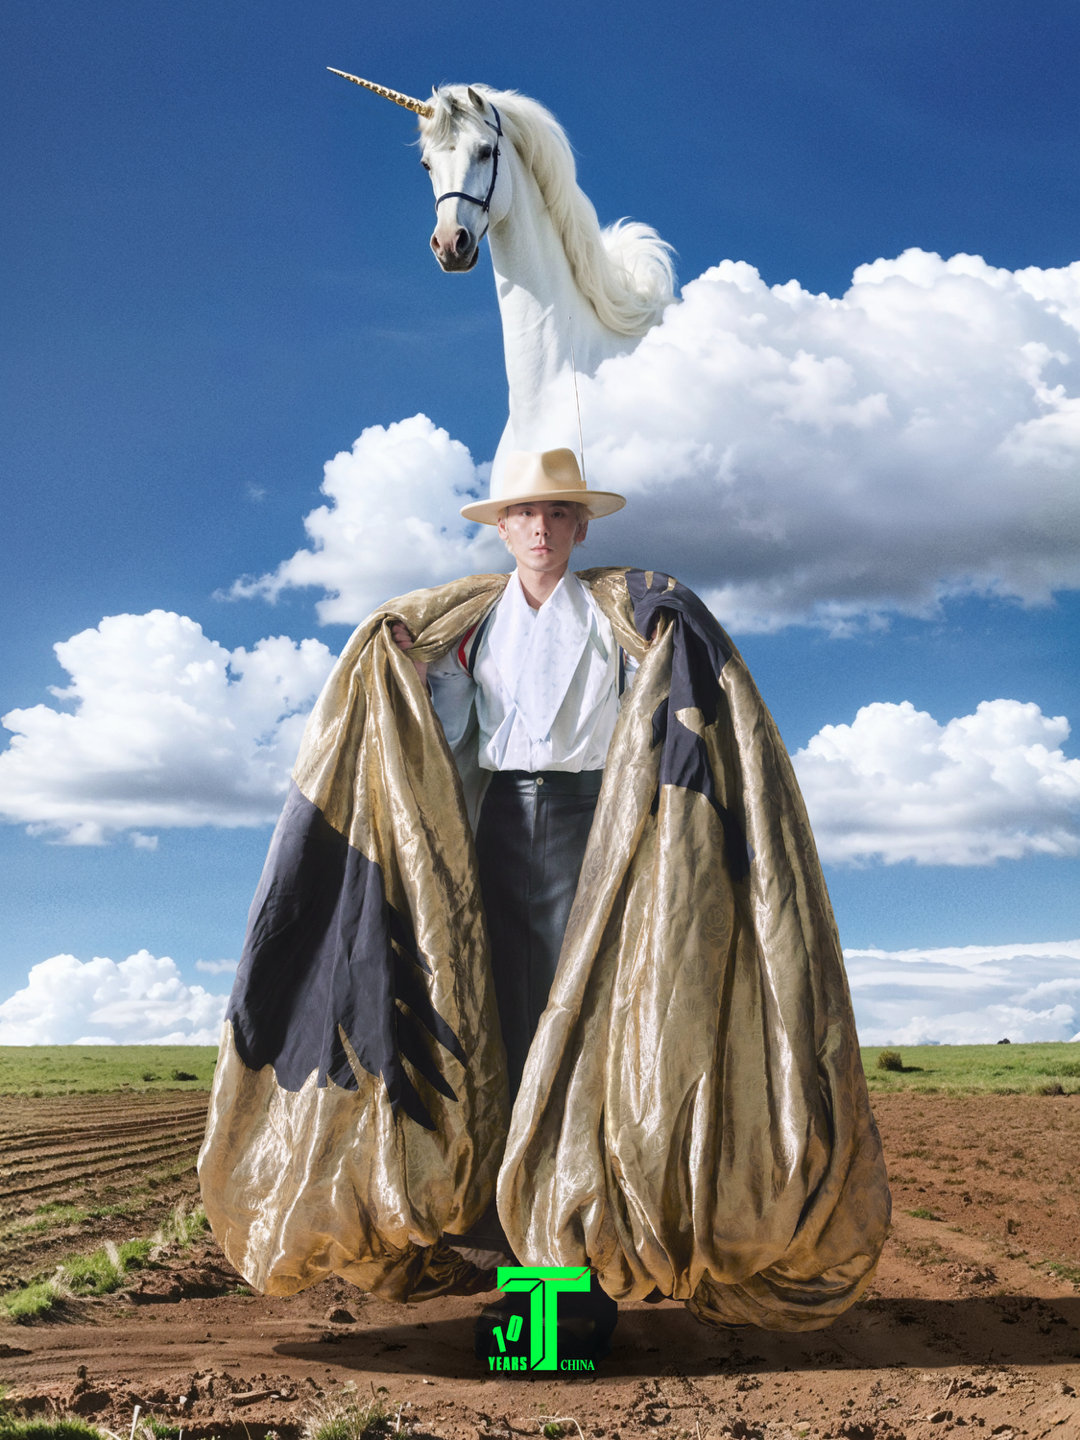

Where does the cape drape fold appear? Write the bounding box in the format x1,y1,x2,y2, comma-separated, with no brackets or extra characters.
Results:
199,567,890,1326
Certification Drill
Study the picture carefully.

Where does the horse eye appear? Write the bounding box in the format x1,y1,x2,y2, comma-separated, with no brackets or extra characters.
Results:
477,144,492,161
420,158,431,172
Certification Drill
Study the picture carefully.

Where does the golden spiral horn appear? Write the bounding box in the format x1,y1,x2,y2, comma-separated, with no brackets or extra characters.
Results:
327,69,434,118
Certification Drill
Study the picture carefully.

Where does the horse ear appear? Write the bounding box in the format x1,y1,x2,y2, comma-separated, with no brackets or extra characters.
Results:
467,87,486,112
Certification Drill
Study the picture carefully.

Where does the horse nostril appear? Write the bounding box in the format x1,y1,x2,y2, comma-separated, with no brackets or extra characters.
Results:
455,229,470,255
430,233,440,253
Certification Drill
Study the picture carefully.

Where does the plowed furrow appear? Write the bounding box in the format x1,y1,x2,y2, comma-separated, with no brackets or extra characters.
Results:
1,1124,207,1179
0,1094,209,1144
2,1116,206,1159
0,1112,208,1148
1,1139,202,1206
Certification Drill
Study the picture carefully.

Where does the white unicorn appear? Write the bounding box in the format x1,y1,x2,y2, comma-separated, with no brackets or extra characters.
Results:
330,73,676,466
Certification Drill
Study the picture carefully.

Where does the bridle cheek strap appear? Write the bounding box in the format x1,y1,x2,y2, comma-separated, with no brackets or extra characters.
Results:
433,104,503,216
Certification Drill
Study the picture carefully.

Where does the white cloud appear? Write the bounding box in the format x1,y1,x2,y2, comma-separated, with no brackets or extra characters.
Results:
795,698,1080,866
3,939,1075,1049
0,951,229,1045
229,414,505,625
0,610,335,843
234,252,1080,633
844,938,1080,1045
195,958,238,976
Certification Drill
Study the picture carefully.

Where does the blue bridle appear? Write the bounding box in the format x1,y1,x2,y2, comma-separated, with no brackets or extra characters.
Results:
433,104,503,216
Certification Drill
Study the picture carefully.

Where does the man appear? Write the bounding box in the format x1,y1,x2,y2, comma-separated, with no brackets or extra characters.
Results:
393,449,630,1110
200,450,890,1335
394,452,633,1352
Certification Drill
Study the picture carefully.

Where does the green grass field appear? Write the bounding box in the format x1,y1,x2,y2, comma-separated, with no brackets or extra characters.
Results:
0,1046,219,1095
860,1040,1080,1094
1,1041,1079,1096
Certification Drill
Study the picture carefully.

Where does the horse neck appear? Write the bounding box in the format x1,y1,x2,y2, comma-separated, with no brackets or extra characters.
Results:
488,153,633,441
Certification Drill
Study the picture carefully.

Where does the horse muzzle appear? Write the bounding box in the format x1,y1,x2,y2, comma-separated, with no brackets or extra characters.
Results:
430,224,481,272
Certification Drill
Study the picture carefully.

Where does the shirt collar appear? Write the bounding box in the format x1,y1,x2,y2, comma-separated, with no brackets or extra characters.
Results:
487,572,595,742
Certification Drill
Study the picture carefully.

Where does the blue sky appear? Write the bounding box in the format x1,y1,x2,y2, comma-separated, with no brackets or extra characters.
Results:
2,0,1079,1046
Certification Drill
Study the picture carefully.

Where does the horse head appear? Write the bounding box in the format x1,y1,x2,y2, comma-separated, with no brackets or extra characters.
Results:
420,88,509,273
327,72,508,274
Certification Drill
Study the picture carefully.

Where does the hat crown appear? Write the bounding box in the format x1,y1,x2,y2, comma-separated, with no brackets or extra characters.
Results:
459,447,625,525
498,448,584,505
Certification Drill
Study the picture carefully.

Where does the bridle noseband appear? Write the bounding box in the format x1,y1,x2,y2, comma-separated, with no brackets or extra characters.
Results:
433,104,503,218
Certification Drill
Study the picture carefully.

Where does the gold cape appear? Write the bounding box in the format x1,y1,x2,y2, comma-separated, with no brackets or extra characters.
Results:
199,567,890,1328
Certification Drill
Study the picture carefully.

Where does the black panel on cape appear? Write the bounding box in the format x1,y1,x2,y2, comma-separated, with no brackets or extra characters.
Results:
226,782,465,1130
629,570,750,880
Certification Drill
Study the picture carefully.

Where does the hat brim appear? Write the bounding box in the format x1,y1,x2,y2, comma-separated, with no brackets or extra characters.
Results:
460,488,626,525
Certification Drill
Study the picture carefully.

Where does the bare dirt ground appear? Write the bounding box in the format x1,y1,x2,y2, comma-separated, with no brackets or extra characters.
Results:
2,1092,1080,1440
0,1092,211,1288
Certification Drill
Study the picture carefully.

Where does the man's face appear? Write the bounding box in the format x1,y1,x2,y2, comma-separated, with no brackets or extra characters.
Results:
497,501,588,578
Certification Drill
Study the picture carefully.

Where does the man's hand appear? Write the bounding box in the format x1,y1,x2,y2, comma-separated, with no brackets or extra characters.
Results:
390,621,429,688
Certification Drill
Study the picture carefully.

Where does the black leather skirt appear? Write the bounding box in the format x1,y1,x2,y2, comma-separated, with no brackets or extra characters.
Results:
476,769,603,1100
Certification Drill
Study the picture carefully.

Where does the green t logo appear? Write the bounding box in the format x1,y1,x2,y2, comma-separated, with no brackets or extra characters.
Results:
495,1265,593,1370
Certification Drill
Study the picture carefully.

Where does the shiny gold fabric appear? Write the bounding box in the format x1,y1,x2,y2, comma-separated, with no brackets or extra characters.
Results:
502,570,890,1327
200,568,890,1327
200,574,513,1299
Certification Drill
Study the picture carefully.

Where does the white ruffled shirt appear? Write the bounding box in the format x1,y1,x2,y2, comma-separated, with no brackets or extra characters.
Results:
428,572,631,773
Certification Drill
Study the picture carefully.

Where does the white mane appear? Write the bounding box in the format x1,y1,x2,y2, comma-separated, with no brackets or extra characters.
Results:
422,86,676,336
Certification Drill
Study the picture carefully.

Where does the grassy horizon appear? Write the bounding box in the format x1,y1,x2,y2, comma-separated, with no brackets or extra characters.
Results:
0,1045,218,1095
2,1041,1080,1096
861,1040,1080,1094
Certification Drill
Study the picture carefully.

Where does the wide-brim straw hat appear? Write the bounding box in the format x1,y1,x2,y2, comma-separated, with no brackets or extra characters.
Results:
460,448,626,525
